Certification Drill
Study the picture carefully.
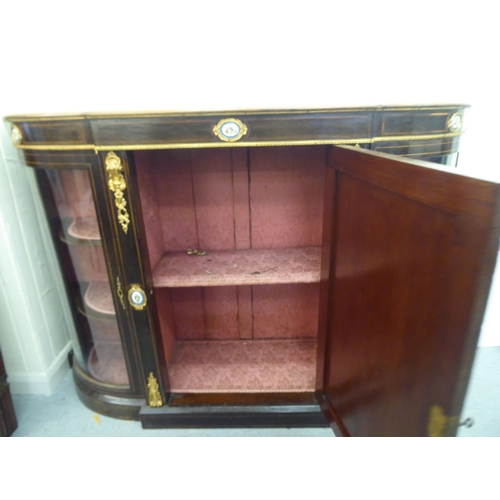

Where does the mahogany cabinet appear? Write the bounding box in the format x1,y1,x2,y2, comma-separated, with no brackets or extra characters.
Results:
5,105,499,436
0,347,17,437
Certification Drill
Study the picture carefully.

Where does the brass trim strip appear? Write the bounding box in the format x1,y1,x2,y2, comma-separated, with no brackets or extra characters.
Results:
12,131,465,152
15,144,96,150
375,149,457,157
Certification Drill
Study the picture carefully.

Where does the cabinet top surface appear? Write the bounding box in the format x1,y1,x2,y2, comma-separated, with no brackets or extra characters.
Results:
4,104,469,122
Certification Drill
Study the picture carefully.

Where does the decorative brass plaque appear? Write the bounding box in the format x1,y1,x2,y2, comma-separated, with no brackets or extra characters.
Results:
147,372,163,407
213,118,248,142
127,284,147,311
116,277,126,310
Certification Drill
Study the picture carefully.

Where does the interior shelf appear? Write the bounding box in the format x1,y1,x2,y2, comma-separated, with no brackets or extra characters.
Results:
152,246,321,287
68,217,100,240
84,281,116,316
59,217,102,247
168,339,317,393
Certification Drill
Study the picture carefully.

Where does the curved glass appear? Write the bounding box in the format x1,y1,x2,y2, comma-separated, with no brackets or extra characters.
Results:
44,169,129,386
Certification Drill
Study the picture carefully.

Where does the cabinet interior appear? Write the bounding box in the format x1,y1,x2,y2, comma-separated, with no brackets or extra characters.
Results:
135,146,327,393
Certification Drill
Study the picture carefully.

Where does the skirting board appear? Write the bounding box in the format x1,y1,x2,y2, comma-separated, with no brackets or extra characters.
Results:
7,341,72,395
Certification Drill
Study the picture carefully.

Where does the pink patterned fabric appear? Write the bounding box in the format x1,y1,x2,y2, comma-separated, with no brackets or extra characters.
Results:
135,146,326,256
153,247,321,287
191,149,237,250
84,281,115,315
168,339,317,393
67,217,101,240
134,151,165,270
252,283,319,338
249,146,326,248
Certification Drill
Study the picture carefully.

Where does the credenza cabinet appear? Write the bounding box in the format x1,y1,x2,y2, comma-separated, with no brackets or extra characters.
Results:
0,348,17,437
5,105,499,436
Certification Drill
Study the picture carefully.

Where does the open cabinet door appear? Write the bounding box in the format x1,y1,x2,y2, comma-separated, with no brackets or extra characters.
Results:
317,146,500,437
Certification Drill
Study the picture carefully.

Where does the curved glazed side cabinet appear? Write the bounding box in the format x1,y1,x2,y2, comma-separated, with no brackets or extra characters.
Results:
5,105,500,436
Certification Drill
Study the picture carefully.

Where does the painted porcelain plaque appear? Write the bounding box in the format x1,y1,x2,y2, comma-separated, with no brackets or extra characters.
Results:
128,285,147,310
213,118,248,142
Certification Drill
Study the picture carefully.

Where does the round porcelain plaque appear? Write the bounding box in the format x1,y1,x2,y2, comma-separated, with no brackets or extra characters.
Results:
213,118,248,142
447,112,462,132
128,284,147,310
10,125,23,144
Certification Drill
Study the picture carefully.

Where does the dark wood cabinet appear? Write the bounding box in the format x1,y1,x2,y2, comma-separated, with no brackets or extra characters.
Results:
0,348,17,437
5,105,499,436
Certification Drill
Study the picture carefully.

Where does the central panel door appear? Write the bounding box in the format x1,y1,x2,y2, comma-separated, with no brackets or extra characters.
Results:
318,146,500,437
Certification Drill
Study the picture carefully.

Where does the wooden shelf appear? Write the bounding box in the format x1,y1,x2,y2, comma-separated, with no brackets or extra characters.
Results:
152,247,321,287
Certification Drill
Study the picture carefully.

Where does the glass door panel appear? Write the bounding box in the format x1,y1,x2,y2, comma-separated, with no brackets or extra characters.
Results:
45,169,129,386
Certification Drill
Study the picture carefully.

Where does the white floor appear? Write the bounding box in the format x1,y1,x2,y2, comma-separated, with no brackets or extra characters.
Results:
9,347,500,437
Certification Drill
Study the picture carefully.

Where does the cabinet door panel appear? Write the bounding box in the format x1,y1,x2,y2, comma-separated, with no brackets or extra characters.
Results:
319,146,500,437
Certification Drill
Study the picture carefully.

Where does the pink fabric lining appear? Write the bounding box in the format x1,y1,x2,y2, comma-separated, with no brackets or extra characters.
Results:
249,147,325,248
133,147,326,377
252,283,319,338
168,339,317,393
134,151,165,270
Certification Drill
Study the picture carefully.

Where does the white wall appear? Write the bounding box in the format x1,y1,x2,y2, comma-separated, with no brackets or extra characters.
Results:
0,1,498,393
0,127,77,394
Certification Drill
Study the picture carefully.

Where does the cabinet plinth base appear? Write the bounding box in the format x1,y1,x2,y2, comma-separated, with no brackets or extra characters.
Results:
73,357,328,428
139,403,329,429
72,360,144,420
